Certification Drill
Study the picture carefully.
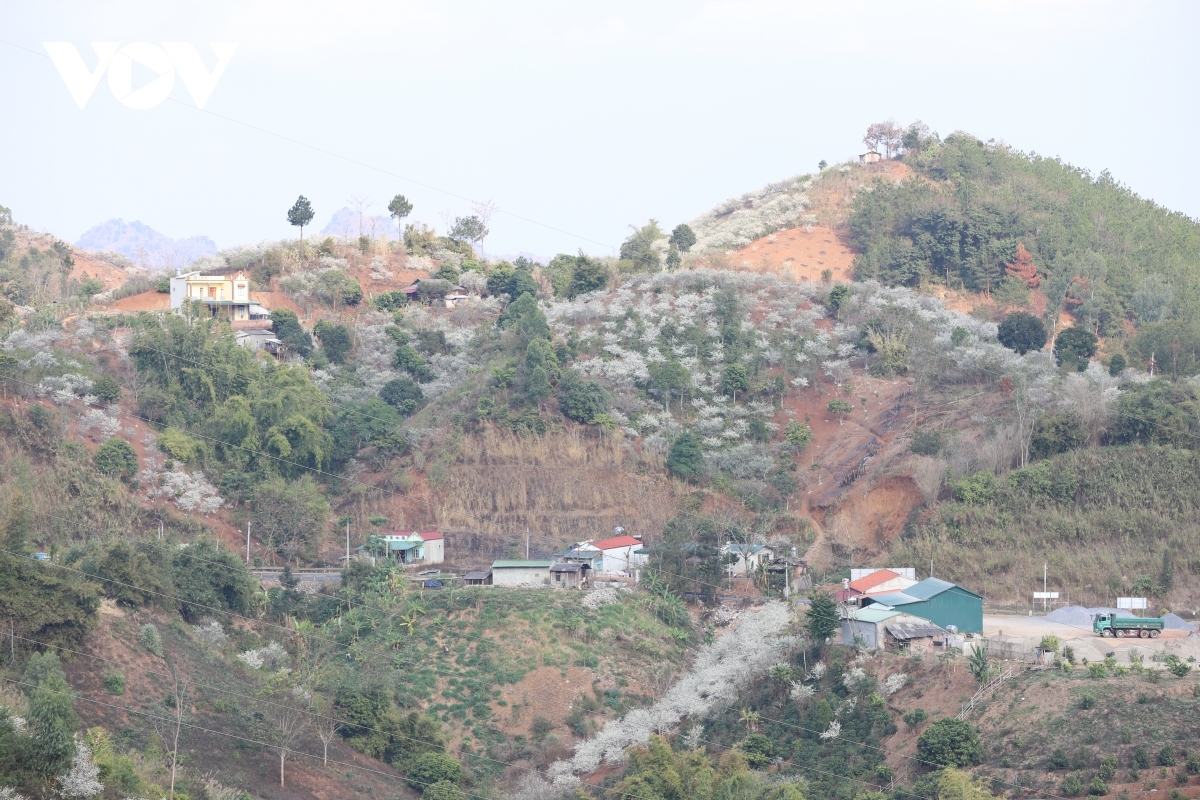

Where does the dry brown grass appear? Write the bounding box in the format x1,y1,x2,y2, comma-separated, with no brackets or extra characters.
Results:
436,427,680,555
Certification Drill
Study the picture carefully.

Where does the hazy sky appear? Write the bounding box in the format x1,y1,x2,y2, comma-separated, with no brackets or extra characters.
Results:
1,1,1197,258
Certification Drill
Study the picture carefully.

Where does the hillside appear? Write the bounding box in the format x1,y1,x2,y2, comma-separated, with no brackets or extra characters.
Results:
3,124,1200,799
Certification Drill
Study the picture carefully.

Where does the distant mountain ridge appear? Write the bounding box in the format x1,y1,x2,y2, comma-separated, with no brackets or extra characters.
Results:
75,219,217,269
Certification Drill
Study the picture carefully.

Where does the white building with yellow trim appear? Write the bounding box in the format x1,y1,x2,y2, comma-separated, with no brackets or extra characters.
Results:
169,269,271,329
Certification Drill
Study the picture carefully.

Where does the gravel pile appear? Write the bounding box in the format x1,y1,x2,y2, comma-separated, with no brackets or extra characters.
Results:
1163,613,1199,631
1044,606,1120,629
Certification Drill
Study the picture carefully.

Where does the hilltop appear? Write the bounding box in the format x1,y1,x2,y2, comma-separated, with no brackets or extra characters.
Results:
2,124,1200,799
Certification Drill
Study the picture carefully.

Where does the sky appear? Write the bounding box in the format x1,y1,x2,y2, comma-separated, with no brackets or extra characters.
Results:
1,1,1198,259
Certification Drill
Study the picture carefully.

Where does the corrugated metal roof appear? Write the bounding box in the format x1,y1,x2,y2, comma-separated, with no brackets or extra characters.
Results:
863,591,920,607
463,571,491,580
904,577,983,600
848,569,900,592
847,607,902,623
491,559,553,568
886,622,947,640
551,563,586,573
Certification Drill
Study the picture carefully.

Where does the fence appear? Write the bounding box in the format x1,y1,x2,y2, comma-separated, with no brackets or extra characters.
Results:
958,664,1022,720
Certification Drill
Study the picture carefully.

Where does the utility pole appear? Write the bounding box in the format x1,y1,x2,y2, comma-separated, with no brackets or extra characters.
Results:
246,522,251,564
1043,562,1048,612
346,521,351,564
525,528,530,560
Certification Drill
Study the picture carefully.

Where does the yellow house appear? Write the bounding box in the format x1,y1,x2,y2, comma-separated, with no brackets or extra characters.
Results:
169,270,270,328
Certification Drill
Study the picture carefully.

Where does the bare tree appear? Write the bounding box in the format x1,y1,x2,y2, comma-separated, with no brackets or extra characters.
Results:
1010,384,1041,469
347,194,375,239
470,198,499,256
271,701,309,787
911,456,946,506
168,679,186,800
863,119,904,158
148,673,187,800
313,698,341,766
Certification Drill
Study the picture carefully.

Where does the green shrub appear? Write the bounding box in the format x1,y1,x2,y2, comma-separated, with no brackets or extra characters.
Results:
1079,694,1096,709
138,623,164,657
556,370,609,424
1088,776,1108,796
1160,746,1177,767
157,428,200,462
1087,663,1107,679
91,374,122,404
94,437,138,480
1163,655,1192,678
1098,756,1117,781
910,430,943,456
1061,774,1085,797
950,471,997,505
739,733,773,767
998,312,1046,355
530,715,553,743
1050,748,1069,770
423,781,465,800
915,718,981,767
1055,327,1098,371
407,752,462,791
1134,747,1150,769
102,670,126,695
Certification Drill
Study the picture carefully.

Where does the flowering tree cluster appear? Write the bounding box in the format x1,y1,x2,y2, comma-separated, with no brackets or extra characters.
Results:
552,602,794,779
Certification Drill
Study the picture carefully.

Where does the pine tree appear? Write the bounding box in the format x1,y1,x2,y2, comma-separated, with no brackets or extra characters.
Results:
1004,243,1041,288
287,196,315,253
806,591,838,645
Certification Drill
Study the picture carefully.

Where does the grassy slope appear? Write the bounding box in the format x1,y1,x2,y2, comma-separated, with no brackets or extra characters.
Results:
889,446,1200,608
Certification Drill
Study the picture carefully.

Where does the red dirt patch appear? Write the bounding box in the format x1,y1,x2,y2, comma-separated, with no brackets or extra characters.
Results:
496,665,596,737
71,253,131,292
731,226,855,283
106,290,171,312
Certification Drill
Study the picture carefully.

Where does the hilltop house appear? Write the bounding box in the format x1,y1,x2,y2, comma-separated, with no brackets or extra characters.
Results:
401,279,471,309
722,542,775,577
169,269,272,329
859,151,882,164
378,530,445,564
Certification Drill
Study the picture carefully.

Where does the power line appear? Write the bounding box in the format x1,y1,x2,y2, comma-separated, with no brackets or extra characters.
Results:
0,38,616,253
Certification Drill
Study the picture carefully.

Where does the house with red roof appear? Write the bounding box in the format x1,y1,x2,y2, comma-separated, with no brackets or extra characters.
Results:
833,568,917,603
380,530,444,564
586,534,647,575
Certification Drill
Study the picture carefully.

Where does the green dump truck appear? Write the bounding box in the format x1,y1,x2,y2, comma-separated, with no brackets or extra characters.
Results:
1093,612,1164,638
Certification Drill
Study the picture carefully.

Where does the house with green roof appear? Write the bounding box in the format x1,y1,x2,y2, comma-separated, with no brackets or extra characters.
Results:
858,577,984,633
